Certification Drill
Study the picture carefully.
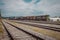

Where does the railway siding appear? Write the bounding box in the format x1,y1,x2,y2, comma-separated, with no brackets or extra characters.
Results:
4,20,60,40
14,21,60,28
2,22,14,40
2,21,41,40
0,22,10,40
14,21,60,32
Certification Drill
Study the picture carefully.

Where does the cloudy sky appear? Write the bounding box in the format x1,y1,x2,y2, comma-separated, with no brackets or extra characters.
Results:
0,0,60,17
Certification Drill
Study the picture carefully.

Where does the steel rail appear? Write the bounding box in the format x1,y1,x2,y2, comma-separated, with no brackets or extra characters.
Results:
5,21,44,40
15,22,60,32
1,22,14,40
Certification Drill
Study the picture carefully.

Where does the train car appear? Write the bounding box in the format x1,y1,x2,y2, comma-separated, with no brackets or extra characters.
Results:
8,15,49,21
18,15,49,21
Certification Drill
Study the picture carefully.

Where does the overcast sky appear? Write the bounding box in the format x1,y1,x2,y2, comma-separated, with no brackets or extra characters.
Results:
0,0,60,17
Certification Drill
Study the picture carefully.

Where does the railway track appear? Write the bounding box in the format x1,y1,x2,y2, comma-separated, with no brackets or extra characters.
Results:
32,21,60,25
4,20,58,40
14,21,60,32
21,20,60,25
2,21,44,40
2,22,14,40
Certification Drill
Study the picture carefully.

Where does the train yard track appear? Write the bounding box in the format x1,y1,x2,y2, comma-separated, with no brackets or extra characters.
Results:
21,20,60,25
32,21,60,25
13,21,60,32
3,20,59,40
2,22,14,40
2,21,44,40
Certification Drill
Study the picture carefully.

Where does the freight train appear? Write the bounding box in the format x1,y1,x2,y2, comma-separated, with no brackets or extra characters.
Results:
5,15,49,21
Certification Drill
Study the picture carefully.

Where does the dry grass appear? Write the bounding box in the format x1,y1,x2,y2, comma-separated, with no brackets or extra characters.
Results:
29,27,60,40
0,21,3,34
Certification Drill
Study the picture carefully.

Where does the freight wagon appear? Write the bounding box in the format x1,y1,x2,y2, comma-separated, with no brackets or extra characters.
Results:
17,15,49,21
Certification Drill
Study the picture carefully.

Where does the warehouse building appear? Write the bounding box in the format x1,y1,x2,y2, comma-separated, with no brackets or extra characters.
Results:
50,17,60,22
